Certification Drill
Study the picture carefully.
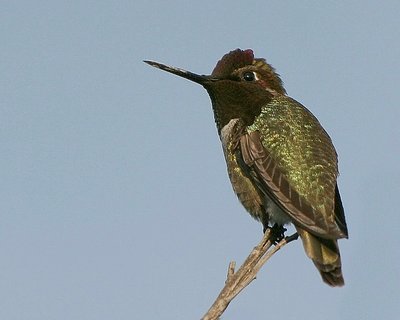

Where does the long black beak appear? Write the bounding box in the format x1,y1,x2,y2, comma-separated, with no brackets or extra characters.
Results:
144,60,215,85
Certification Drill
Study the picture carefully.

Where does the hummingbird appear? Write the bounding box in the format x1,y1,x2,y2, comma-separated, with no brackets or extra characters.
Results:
144,49,348,286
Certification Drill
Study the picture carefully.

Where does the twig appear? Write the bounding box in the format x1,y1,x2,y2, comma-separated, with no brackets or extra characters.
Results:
201,230,296,320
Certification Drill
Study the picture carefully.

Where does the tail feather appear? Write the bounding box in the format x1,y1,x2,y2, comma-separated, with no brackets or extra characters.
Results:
296,227,344,287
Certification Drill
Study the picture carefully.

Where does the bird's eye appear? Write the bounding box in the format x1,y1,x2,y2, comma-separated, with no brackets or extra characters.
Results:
243,71,256,82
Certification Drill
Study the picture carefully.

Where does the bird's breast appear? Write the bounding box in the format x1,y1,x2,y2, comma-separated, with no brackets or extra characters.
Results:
220,119,292,227
220,119,265,222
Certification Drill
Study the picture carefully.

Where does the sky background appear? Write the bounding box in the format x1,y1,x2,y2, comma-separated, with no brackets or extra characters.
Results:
1,1,400,319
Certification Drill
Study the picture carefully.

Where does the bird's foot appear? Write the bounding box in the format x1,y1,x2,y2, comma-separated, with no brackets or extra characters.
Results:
284,232,299,243
264,224,287,245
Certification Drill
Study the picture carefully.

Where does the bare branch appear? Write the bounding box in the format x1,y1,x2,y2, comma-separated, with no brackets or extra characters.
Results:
201,230,295,320
226,261,236,282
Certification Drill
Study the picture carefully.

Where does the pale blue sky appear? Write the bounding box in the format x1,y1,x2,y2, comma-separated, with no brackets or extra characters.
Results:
1,1,399,319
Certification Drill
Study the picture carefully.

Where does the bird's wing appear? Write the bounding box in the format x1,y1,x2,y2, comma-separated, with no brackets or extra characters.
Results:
333,184,348,237
239,130,347,239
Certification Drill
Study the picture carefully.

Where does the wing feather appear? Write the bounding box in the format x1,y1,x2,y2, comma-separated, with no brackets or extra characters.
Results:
239,130,347,239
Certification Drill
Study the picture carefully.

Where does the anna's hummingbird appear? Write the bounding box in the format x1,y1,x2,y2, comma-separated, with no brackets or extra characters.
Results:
144,49,348,286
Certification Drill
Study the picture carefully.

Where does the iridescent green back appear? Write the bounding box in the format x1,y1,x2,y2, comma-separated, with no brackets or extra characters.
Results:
247,96,338,217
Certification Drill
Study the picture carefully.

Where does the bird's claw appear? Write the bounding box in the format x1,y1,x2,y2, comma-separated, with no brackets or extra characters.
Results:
264,224,287,245
284,232,299,243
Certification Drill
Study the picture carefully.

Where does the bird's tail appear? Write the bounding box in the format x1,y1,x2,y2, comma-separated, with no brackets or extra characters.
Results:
296,227,344,286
